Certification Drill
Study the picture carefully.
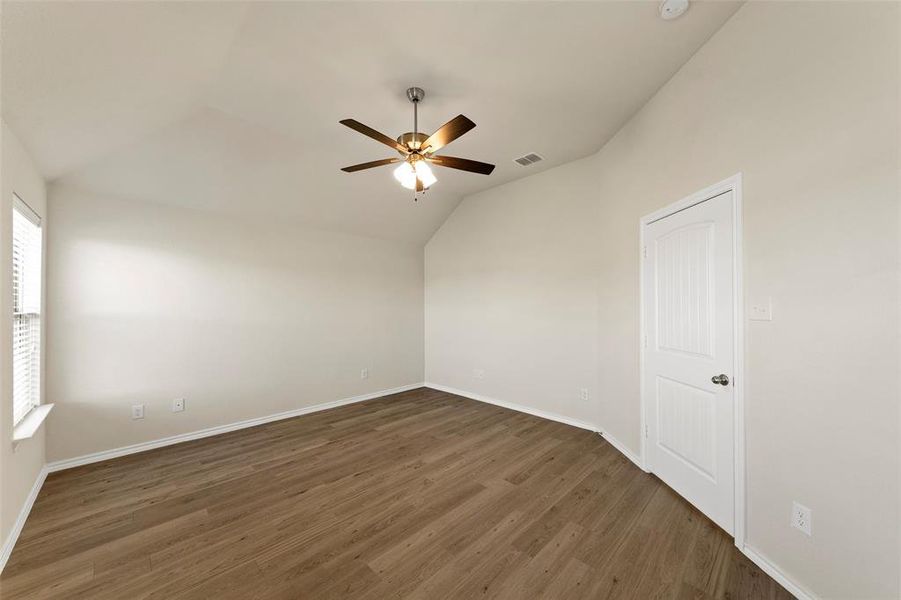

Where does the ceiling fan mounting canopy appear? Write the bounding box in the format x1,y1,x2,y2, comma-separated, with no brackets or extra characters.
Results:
339,86,495,195
406,86,425,103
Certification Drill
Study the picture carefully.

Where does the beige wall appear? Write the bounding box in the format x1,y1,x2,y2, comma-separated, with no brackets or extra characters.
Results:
46,186,424,462
0,121,47,552
425,2,900,598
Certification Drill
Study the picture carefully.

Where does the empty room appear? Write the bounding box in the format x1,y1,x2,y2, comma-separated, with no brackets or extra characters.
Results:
0,1,898,598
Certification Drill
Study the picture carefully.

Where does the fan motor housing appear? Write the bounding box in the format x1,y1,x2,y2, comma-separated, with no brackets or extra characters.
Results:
397,132,429,153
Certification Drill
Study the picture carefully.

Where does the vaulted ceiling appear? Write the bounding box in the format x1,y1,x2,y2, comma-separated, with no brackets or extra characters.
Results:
2,1,741,243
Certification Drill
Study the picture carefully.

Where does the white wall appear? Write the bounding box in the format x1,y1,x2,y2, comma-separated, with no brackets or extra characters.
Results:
46,186,424,462
425,2,900,598
0,121,47,553
425,157,602,429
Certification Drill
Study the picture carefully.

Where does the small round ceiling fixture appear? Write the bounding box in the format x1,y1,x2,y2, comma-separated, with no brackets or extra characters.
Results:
659,0,689,21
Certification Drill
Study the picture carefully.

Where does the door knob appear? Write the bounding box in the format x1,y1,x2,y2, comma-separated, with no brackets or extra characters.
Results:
711,374,730,386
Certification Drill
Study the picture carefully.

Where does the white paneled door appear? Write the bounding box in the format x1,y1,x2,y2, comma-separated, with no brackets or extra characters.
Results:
643,190,735,534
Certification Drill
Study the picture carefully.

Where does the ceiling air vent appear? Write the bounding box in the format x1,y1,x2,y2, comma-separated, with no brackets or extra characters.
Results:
513,152,544,167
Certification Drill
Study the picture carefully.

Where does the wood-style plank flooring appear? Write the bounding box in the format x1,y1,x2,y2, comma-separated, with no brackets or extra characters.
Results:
1,388,792,599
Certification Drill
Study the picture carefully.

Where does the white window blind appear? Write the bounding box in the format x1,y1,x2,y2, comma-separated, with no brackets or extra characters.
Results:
13,196,41,426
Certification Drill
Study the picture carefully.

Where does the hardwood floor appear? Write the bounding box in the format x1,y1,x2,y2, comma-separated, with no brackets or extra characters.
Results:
1,388,792,599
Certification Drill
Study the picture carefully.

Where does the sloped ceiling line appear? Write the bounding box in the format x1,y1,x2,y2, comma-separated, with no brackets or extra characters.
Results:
2,1,742,243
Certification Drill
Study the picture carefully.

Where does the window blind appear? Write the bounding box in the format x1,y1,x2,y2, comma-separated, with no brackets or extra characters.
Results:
13,196,41,426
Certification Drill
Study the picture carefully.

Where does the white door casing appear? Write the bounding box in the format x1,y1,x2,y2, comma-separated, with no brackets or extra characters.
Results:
640,181,742,538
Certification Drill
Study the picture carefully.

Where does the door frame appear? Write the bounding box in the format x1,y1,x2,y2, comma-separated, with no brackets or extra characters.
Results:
638,173,745,548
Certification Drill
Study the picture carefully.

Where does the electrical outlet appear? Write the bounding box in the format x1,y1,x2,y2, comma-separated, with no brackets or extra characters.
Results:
131,404,145,420
791,501,812,536
172,398,185,413
360,368,369,380
473,368,485,380
579,388,589,402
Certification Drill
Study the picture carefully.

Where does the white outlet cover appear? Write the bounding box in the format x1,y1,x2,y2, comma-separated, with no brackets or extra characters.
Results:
172,398,185,412
791,501,812,536
131,404,145,420
749,297,773,321
579,388,589,402
360,368,369,379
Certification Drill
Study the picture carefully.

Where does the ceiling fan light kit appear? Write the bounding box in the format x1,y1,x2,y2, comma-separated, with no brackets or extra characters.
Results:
393,160,436,190
340,86,495,200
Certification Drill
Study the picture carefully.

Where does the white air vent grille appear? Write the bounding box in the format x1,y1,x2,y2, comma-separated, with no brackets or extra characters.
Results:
513,152,544,167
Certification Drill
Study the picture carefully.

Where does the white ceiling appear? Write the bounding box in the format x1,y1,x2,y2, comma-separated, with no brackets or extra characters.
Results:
2,1,741,244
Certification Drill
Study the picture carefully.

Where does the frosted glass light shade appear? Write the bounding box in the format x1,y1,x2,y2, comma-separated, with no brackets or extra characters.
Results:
415,161,436,188
393,161,437,190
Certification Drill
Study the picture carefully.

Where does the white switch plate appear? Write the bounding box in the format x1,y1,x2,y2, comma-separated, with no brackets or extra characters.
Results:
791,501,812,536
172,398,185,412
749,297,773,321
131,404,145,420
360,368,369,380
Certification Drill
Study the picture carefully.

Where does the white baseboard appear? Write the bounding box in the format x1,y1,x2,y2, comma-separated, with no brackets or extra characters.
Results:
0,465,48,574
47,383,424,473
424,382,600,433
741,546,817,600
599,430,645,471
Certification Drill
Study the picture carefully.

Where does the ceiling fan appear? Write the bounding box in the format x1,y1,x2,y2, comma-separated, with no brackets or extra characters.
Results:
340,87,495,198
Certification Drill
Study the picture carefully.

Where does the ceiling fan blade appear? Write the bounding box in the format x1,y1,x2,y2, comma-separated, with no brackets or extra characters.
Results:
428,155,495,175
421,115,476,153
341,158,401,172
340,119,407,153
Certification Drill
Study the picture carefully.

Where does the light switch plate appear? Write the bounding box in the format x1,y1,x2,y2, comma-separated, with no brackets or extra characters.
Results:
749,297,773,321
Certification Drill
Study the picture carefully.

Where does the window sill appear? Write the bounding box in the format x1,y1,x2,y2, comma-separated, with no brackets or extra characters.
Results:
13,404,54,444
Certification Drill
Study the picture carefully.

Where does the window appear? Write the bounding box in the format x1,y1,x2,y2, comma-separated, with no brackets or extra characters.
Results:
13,195,41,426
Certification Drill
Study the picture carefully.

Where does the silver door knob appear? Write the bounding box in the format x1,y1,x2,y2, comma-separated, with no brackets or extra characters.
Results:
711,374,730,386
